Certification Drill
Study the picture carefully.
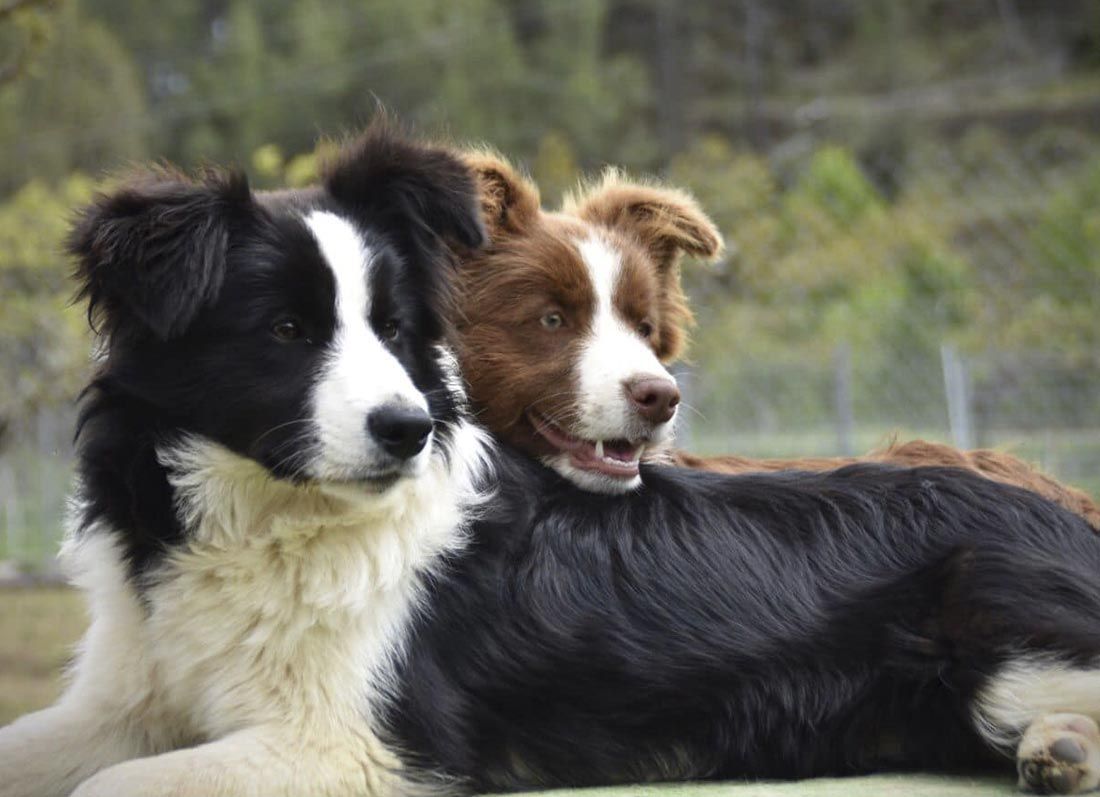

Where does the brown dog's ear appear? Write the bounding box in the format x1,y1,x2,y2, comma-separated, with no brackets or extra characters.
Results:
460,150,541,237
565,171,723,364
563,170,723,272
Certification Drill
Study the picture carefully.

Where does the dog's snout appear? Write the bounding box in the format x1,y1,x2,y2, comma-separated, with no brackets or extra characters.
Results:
366,405,433,460
624,377,680,424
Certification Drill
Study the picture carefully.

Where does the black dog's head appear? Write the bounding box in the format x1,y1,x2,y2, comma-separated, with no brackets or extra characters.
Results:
69,123,484,487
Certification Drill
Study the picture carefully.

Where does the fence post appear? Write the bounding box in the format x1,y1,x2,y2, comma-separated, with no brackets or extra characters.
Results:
0,460,16,564
941,344,974,449
834,343,855,456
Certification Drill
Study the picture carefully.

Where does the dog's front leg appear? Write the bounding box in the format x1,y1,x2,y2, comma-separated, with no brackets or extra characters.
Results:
0,702,140,797
69,723,418,797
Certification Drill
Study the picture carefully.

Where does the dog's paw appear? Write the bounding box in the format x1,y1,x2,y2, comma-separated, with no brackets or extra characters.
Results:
1018,713,1100,794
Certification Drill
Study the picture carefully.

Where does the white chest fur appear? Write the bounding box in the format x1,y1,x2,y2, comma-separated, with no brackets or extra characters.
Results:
147,438,466,739
0,427,491,797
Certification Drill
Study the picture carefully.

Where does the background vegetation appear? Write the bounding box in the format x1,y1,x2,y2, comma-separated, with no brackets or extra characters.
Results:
2,0,1099,570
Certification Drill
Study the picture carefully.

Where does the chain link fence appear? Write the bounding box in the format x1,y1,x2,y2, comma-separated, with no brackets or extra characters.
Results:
675,125,1100,501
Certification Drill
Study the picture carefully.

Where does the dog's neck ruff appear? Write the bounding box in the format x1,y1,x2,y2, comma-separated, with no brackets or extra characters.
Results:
63,420,493,745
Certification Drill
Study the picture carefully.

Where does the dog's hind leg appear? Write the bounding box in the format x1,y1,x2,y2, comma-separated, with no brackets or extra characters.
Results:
975,659,1100,794
1016,713,1100,794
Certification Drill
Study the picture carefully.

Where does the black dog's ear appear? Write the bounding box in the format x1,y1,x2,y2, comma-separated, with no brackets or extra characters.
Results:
323,121,487,260
68,168,251,340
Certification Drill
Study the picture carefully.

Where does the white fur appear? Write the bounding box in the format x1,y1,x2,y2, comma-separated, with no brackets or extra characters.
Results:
0,424,489,797
550,235,675,493
973,655,1100,751
305,210,430,482
435,344,468,410
0,532,151,797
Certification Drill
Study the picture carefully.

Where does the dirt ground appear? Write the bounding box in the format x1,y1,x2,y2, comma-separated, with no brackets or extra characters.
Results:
0,587,86,724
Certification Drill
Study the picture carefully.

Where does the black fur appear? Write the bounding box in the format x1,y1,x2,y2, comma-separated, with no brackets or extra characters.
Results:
67,124,483,582
391,447,1100,792
69,168,251,341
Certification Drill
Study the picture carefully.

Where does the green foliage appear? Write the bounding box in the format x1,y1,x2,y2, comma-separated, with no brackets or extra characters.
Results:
531,131,579,206
0,2,147,193
1007,157,1100,359
1031,158,1100,300
787,147,884,230
0,0,57,87
0,175,95,424
674,136,982,427
0,0,1098,440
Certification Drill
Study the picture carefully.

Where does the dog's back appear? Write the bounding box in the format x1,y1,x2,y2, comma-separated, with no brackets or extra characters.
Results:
393,451,1100,792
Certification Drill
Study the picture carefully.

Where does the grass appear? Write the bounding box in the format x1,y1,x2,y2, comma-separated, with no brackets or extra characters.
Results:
0,590,1023,797
522,776,1016,796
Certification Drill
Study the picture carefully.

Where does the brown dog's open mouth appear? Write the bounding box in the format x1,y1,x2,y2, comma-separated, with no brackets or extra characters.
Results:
528,410,643,479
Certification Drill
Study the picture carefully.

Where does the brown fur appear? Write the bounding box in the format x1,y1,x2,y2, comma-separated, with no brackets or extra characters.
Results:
451,149,1100,530
672,440,1100,530
453,151,722,462
563,170,722,362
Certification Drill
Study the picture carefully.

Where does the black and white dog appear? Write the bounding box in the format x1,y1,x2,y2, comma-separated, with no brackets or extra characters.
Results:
392,448,1100,795
0,126,489,797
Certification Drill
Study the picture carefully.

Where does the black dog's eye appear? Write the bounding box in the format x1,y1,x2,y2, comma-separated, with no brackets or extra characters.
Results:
381,318,400,342
271,318,303,342
637,320,654,339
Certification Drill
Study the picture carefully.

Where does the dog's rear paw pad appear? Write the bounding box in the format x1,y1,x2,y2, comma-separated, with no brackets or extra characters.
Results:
1018,714,1100,794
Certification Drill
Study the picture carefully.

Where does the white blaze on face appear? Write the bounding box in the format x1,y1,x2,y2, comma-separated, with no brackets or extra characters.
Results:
304,210,429,481
575,235,675,440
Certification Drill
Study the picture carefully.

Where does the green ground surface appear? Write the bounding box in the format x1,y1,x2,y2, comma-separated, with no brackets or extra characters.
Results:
518,775,1016,796
0,589,1020,795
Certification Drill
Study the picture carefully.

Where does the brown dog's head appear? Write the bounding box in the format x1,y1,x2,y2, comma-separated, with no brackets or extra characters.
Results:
454,150,722,492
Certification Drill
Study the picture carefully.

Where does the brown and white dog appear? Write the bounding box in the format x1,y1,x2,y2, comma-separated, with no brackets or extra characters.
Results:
451,151,1100,526
455,152,720,493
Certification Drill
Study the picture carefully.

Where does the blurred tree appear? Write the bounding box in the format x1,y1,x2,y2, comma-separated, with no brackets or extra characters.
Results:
0,174,95,433
531,131,579,206
1012,156,1100,360
1,0,1099,441
0,0,57,86
0,1,147,192
673,136,980,428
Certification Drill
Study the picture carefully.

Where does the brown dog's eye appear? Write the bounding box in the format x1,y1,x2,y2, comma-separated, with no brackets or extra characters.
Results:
272,319,303,342
541,311,565,330
637,320,654,339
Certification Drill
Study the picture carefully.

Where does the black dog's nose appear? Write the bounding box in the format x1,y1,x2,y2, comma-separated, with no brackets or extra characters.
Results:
367,405,433,460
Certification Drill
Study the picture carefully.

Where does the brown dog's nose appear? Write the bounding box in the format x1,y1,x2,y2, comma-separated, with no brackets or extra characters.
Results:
625,377,680,424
